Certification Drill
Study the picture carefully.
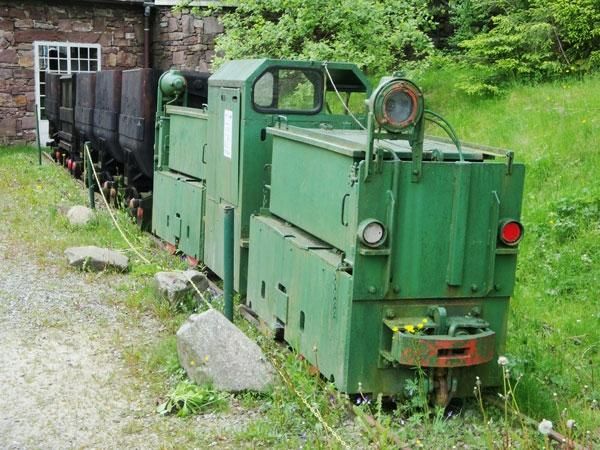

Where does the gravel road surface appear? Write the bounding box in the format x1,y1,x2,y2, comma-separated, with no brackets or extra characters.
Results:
0,235,254,449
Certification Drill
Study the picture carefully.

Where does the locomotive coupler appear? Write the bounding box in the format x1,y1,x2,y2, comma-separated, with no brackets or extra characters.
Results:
380,307,496,369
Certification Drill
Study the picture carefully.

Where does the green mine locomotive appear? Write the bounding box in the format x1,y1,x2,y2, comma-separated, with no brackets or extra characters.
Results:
152,59,525,405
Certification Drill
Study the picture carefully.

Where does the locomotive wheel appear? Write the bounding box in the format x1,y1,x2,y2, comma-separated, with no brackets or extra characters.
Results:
109,188,118,208
186,256,199,268
72,161,81,179
136,205,144,228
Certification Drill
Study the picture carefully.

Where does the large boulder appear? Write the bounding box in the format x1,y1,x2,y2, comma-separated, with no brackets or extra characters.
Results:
66,205,94,226
176,309,275,392
154,270,209,305
64,246,129,272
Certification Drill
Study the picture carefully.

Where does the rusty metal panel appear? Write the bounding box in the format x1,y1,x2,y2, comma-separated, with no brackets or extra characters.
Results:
118,68,160,179
58,74,77,151
74,72,96,139
92,70,123,162
45,73,60,131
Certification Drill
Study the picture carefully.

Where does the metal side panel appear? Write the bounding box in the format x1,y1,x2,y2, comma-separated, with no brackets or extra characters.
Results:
247,214,352,391
269,134,357,253
177,179,205,260
167,108,208,179
151,171,181,246
203,195,246,294
207,87,240,206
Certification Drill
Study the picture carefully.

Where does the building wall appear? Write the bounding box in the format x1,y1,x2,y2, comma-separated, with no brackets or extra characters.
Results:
0,1,141,144
152,7,223,72
0,1,223,145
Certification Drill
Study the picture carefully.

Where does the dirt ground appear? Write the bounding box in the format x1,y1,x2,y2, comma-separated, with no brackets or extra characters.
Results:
0,233,255,449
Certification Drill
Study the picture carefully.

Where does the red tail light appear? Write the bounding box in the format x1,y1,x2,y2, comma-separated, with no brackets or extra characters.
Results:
499,220,523,246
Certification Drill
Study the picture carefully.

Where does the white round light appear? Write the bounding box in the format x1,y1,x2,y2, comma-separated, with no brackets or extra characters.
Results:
362,221,385,246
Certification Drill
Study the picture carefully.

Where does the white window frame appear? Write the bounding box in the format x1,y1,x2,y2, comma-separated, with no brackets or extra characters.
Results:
33,41,102,143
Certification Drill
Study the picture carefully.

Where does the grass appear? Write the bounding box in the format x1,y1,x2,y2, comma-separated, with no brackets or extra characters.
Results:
413,64,600,439
2,64,599,447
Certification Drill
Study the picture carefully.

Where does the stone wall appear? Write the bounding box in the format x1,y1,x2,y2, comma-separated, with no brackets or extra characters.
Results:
0,0,145,145
152,7,223,72
0,1,224,145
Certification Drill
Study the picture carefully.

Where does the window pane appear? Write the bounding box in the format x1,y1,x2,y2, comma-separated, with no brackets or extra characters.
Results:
59,59,67,72
70,47,78,58
90,60,98,71
80,60,89,71
90,48,97,60
80,47,88,59
253,68,322,113
71,60,79,71
277,70,320,110
59,46,67,58
253,72,274,108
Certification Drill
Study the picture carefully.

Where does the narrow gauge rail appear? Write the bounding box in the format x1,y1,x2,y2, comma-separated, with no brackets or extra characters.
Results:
45,58,526,407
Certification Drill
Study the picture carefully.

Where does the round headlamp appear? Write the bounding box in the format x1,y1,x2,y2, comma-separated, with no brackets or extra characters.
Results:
370,78,423,133
357,219,387,248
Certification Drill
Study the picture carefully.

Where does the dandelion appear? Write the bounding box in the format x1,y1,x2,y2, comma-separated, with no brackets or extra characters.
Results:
421,318,428,323
392,326,399,333
538,419,553,435
497,356,509,366
417,323,424,330
204,355,209,363
404,324,415,333
567,419,576,429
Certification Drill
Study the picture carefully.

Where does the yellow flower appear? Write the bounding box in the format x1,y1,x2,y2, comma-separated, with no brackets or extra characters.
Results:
392,326,399,333
417,323,424,330
190,360,196,366
421,318,428,323
204,355,210,362
405,324,415,333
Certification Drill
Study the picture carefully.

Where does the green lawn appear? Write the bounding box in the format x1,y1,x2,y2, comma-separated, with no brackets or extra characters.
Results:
415,68,600,437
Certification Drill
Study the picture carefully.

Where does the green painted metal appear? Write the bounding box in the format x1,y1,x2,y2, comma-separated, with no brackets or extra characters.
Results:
203,59,371,295
166,106,208,179
224,205,234,322
151,171,205,259
150,59,526,401
246,72,525,398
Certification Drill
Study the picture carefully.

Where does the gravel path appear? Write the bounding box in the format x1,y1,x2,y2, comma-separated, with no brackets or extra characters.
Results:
0,235,255,449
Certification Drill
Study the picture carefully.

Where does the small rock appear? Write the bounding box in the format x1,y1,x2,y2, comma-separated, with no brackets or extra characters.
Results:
176,309,275,392
154,270,209,304
64,246,128,272
66,205,94,226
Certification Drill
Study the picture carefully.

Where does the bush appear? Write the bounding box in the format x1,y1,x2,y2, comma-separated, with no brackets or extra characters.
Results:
449,0,600,95
183,0,435,76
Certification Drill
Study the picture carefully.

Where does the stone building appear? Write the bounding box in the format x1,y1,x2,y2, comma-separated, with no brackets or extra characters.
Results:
0,0,224,145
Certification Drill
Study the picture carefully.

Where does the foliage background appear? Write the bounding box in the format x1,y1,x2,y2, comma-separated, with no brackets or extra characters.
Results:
180,0,600,95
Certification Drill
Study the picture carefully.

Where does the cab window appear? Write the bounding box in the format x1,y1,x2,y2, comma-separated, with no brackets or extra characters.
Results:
252,67,323,114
